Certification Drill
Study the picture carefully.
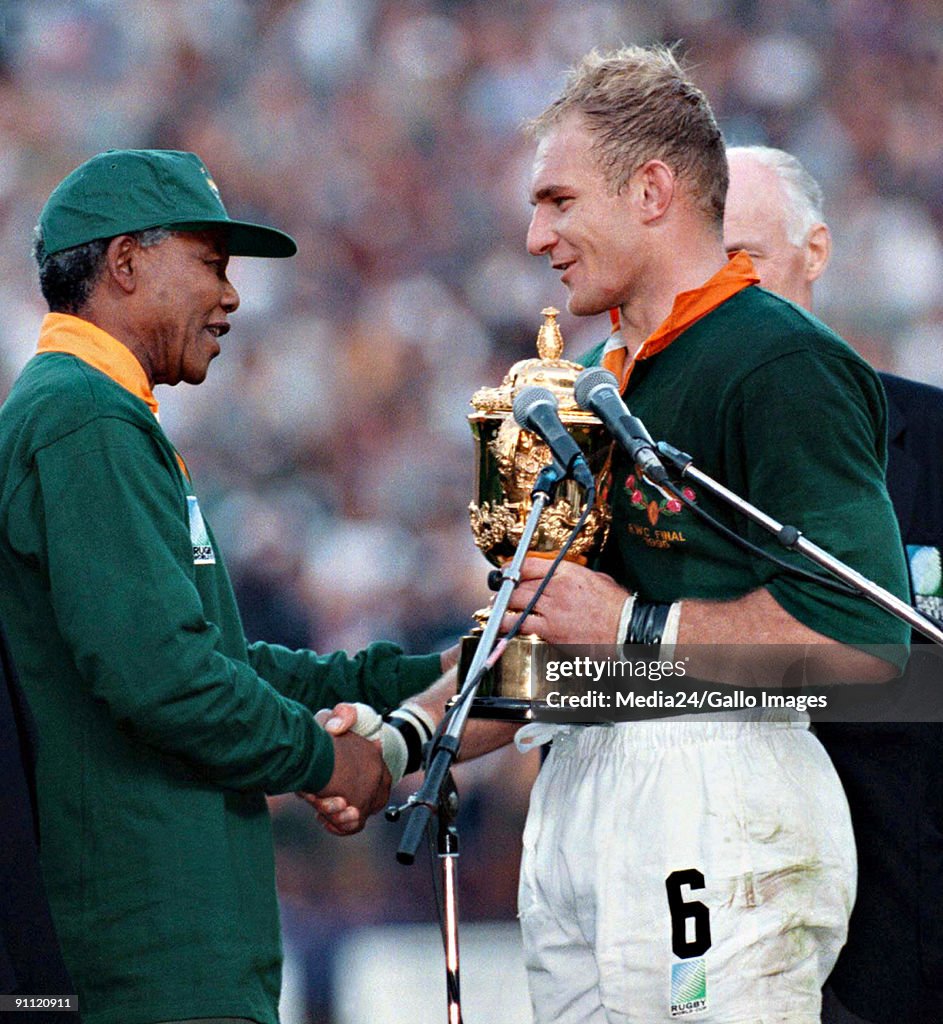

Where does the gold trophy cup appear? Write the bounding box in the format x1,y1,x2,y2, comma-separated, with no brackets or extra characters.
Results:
459,308,615,720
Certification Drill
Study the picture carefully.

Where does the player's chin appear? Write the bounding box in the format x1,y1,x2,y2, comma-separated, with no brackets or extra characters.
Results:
565,296,610,315
566,293,610,318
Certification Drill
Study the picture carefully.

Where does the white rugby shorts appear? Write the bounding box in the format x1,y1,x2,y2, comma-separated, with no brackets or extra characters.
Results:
518,717,856,1023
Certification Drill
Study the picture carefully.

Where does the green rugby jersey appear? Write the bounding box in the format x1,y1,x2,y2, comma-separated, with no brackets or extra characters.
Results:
0,314,441,1024
585,285,910,654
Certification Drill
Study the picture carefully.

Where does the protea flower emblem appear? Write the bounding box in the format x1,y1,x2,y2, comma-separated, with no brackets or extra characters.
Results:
625,473,695,526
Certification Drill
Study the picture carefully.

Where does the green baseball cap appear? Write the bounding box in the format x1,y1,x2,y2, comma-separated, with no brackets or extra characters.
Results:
39,149,297,258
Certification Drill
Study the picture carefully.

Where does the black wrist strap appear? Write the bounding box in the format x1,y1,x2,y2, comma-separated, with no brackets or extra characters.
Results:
384,711,430,775
627,600,672,647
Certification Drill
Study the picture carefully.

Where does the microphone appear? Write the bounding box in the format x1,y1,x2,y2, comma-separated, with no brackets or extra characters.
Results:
573,366,669,484
512,386,595,490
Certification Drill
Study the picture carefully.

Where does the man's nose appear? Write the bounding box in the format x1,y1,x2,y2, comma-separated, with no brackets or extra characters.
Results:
526,206,556,257
221,278,240,313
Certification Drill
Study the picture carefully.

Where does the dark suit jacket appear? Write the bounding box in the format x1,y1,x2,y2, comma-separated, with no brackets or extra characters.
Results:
0,622,78,1020
818,373,943,1023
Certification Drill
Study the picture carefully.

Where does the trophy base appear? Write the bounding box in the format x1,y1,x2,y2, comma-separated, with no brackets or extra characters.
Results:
454,628,552,722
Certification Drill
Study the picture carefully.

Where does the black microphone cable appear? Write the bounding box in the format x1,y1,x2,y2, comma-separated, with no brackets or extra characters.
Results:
419,485,594,992
573,365,861,599
429,483,596,751
649,474,860,598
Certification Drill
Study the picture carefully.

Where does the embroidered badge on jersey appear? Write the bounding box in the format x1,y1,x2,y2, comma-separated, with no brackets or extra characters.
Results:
623,472,696,549
187,495,216,565
907,545,943,623
670,959,707,1016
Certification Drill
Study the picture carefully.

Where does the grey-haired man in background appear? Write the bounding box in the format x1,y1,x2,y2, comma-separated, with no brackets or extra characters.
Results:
725,143,943,1024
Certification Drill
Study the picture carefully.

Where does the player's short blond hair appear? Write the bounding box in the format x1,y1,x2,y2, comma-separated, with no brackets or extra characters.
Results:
529,44,727,225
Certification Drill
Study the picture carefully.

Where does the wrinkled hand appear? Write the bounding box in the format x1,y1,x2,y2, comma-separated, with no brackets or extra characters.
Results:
500,557,629,645
298,704,387,836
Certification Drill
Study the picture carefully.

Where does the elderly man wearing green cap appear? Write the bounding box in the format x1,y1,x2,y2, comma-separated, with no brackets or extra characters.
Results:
0,150,450,1024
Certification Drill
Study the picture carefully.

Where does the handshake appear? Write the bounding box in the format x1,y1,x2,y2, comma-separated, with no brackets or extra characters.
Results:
300,702,435,835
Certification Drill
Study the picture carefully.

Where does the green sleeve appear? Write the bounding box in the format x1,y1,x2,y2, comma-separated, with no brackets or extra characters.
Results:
246,641,442,713
34,417,338,794
735,349,910,657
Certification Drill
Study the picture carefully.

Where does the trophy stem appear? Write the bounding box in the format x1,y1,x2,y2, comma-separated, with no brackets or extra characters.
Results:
454,488,553,728
462,305,613,719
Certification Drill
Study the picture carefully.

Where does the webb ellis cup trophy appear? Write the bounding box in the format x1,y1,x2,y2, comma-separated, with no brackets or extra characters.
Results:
458,307,615,720
390,309,617,1016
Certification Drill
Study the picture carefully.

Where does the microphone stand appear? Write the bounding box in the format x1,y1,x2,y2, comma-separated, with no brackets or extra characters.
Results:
655,441,943,646
387,461,570,1024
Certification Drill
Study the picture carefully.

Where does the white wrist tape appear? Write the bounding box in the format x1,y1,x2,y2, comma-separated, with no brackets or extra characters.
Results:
661,600,682,659
615,594,637,645
344,702,409,785
389,703,436,739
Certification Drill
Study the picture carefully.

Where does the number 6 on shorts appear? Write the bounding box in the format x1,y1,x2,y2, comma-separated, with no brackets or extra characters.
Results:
665,868,712,958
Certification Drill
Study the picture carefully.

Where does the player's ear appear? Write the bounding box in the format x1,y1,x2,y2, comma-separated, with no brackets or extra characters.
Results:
804,222,831,284
632,160,674,224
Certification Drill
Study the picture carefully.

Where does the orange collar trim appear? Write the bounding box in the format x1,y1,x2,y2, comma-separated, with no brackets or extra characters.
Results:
603,251,760,391
36,313,159,418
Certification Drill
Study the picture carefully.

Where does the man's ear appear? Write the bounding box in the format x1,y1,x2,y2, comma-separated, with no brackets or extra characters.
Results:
104,235,140,295
805,222,831,284
632,159,675,224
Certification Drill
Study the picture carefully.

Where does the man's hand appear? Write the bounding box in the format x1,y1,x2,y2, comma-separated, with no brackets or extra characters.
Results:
500,557,628,644
299,708,389,836
303,676,520,834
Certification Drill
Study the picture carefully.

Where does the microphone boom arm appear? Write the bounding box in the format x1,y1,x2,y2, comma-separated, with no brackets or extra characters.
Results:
656,440,943,647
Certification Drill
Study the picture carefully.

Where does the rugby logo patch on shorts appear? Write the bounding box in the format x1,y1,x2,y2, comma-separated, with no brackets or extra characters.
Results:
670,958,707,1016
666,869,710,1016
187,495,216,565
907,545,943,623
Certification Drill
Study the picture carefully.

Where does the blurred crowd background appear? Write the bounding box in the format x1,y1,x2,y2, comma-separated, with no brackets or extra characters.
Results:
1,0,941,1019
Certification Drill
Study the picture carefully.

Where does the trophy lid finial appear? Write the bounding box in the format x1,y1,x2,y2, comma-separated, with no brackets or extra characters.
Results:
536,307,564,361
469,305,593,417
